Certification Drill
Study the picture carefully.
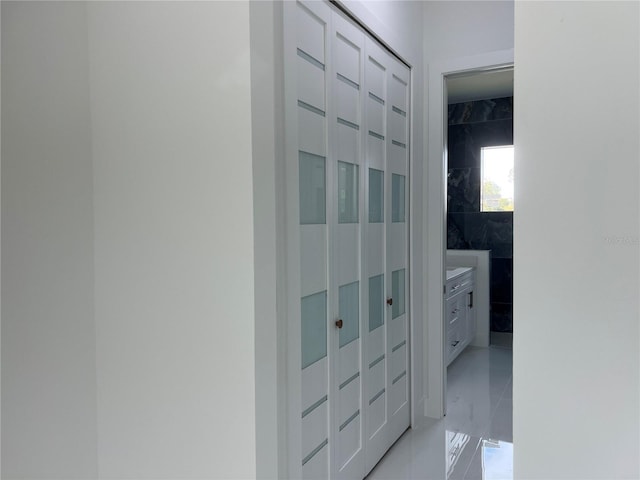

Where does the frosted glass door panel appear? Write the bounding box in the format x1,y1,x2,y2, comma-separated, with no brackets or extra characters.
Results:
368,274,384,331
338,161,359,223
391,269,405,319
339,281,360,347
302,291,328,368
369,169,384,223
391,173,405,223
300,152,327,224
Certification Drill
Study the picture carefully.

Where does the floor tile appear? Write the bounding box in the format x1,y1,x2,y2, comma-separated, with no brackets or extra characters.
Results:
488,398,513,443
463,448,483,480
446,433,481,480
366,346,513,480
502,377,512,400
465,439,513,480
367,418,448,479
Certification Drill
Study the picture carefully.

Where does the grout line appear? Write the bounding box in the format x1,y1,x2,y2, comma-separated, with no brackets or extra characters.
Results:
457,436,482,480
495,373,512,405
462,446,482,480
488,376,512,431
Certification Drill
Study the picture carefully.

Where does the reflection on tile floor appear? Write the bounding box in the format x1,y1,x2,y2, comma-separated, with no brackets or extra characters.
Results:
367,346,513,480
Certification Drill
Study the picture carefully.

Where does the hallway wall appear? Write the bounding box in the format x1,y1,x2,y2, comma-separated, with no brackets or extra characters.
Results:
514,2,639,478
2,2,258,478
88,3,256,478
423,1,514,64
2,3,97,477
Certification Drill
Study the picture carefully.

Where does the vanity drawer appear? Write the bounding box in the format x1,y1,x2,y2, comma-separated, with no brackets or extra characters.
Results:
445,271,473,297
446,294,465,327
447,324,463,361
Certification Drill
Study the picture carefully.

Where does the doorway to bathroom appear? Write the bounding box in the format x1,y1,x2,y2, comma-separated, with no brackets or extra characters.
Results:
445,69,514,349
443,67,514,478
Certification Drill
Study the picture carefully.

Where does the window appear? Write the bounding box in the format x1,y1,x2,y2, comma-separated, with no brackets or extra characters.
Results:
481,145,514,212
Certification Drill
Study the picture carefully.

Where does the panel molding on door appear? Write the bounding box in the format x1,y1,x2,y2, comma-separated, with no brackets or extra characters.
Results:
362,36,389,474
330,10,365,480
385,56,411,447
294,2,332,479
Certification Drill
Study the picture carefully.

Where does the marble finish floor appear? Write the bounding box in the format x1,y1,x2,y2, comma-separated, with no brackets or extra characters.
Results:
367,346,513,480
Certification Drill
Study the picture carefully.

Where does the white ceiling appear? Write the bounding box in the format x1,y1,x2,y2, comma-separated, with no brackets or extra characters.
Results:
447,69,514,104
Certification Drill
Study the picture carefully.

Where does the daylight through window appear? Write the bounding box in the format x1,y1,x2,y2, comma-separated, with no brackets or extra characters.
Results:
481,145,514,212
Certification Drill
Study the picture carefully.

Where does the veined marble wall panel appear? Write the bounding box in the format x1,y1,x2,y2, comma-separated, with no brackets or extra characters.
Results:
446,96,514,334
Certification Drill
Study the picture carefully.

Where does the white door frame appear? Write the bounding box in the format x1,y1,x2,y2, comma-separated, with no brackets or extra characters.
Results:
424,49,514,419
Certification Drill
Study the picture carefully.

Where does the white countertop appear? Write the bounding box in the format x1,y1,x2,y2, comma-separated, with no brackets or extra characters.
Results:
446,266,473,281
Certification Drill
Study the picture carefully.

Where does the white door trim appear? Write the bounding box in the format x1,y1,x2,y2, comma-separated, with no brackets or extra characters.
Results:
424,48,514,419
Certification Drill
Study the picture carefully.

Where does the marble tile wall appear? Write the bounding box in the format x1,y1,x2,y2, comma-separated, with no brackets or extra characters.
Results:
447,97,514,334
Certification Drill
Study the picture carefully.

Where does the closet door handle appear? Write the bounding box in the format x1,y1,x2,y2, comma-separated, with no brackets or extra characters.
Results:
386,298,393,306
469,291,474,308
335,319,343,329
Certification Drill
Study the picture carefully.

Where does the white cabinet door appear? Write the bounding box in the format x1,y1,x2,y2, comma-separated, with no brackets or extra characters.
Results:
466,288,476,342
446,292,467,365
444,270,476,366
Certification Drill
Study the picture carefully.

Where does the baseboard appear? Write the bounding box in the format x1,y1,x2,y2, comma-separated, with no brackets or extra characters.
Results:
490,331,512,348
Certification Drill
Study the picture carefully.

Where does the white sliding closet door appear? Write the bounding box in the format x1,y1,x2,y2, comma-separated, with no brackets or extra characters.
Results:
287,2,411,479
294,2,331,478
384,47,411,450
330,13,365,480
361,36,411,475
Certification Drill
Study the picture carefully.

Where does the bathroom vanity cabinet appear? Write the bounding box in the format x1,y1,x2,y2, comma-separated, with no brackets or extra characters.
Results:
445,267,476,366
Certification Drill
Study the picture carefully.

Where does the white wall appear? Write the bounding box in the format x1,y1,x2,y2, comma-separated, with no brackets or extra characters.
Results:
1,3,97,478
514,2,639,478
87,2,256,478
423,1,514,64
250,1,286,478
2,2,258,478
343,0,424,63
